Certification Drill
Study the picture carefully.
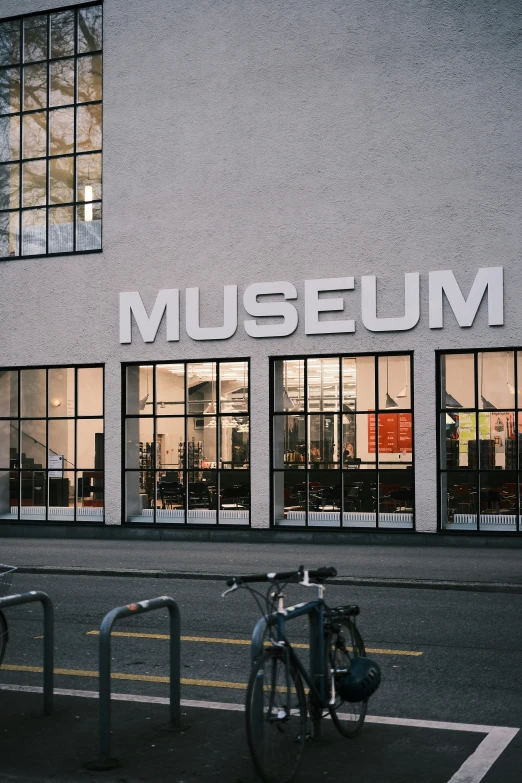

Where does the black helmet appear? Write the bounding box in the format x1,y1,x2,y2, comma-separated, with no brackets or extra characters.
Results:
338,657,381,703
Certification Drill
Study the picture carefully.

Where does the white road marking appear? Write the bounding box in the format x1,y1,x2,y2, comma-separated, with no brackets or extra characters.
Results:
0,683,517,783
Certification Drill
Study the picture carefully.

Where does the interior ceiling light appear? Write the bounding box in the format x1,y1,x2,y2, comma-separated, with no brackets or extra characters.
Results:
445,392,462,408
384,357,399,408
506,352,515,395
50,398,61,407
480,395,497,411
396,356,409,398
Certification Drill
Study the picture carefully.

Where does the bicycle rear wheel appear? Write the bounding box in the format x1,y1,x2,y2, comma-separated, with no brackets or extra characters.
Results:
327,618,367,737
0,610,7,665
246,648,307,783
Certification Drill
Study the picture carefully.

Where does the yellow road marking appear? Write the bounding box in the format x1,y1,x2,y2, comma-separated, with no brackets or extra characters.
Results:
85,630,422,657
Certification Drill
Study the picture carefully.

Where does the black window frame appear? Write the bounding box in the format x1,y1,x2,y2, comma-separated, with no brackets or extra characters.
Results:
122,358,251,527
0,1,103,260
270,351,415,531
0,362,105,524
436,347,522,534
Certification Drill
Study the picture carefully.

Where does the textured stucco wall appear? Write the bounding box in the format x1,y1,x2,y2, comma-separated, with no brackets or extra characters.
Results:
0,0,521,529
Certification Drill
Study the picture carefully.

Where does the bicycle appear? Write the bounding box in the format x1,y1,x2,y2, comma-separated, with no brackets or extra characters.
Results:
0,564,16,665
223,565,381,783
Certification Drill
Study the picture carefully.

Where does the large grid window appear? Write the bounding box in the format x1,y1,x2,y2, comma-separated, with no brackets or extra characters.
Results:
272,354,414,529
0,3,102,258
124,361,250,525
439,350,522,533
0,365,104,522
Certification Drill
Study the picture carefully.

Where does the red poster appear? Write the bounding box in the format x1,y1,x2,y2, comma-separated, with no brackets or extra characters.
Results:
368,413,412,454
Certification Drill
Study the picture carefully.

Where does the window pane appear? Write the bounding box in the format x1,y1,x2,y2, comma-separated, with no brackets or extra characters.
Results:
20,470,46,518
0,370,18,417
441,472,477,530
156,364,184,415
440,412,476,469
342,413,378,468
273,414,305,469
379,469,414,528
342,356,375,412
77,367,103,416
0,67,20,113
477,411,516,469
0,469,16,518
0,210,19,257
78,54,102,102
49,156,73,204
49,419,75,469
22,160,46,207
77,470,103,520
441,353,474,409
378,413,412,465
23,63,47,110
21,208,46,255
23,111,46,159
48,205,73,253
157,470,185,517
308,470,341,527
126,471,154,522
23,16,47,63
0,21,21,67
273,359,304,412
187,417,217,466
49,107,74,155
308,357,339,411
220,416,249,468
20,368,46,417
187,470,216,523
273,470,306,526
76,201,101,250
478,351,515,410
378,355,411,410
0,163,19,209
0,115,20,162
125,418,154,470
156,418,185,470
0,419,18,468
220,470,249,522
77,152,101,201
50,59,74,106
50,10,75,58
220,361,248,413
308,414,339,467
343,472,377,527
479,471,517,531
48,470,74,519
48,367,74,417
187,362,217,415
77,418,103,469
126,365,153,416
78,5,103,53
77,103,101,151
21,420,46,467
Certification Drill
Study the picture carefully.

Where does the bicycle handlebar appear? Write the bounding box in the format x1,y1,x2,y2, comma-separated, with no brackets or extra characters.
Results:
226,565,337,587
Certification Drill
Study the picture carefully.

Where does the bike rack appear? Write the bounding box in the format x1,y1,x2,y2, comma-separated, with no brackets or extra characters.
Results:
0,590,54,715
251,603,324,673
87,595,181,771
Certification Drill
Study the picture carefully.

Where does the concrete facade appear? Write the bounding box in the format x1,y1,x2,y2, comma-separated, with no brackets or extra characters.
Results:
0,0,521,533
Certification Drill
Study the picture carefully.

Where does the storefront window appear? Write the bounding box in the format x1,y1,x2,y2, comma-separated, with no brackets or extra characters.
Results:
439,350,521,532
124,360,250,525
0,4,102,258
272,355,414,529
0,365,104,522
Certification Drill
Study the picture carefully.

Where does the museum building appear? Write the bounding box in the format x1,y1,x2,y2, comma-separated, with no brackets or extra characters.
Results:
0,0,521,538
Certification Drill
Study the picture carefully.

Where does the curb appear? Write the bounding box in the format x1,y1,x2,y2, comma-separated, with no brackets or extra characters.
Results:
15,566,522,593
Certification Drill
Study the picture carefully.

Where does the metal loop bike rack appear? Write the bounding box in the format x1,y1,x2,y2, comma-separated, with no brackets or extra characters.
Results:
0,590,54,715
87,595,181,771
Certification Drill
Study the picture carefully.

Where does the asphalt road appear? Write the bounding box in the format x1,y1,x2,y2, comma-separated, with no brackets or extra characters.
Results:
0,572,521,781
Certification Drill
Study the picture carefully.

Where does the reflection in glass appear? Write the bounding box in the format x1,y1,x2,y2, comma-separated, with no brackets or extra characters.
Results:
126,365,153,416
0,115,20,162
23,63,47,110
273,414,305,469
77,153,101,201
0,211,19,257
273,359,304,411
20,420,46,468
49,419,75,469
77,201,101,250
220,361,248,413
441,472,477,530
78,54,102,102
77,103,102,151
478,351,515,410
49,206,74,253
441,353,474,409
50,107,74,155
308,414,339,467
23,112,46,159
0,370,18,417
0,163,20,209
378,355,411,410
220,416,249,468
77,418,103,469
22,160,46,207
50,157,74,204
125,417,154,470
156,364,184,415
342,356,375,412
187,362,216,415
21,208,46,255
77,367,103,416
0,21,21,66
78,5,103,53
48,367,75,417
0,67,20,113
307,357,339,412
50,10,75,58
24,16,47,63
50,59,74,106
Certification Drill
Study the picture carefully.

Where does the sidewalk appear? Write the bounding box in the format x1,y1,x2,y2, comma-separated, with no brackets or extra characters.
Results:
1,537,521,591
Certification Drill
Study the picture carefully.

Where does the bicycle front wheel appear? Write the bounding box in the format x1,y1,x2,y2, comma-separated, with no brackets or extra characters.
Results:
0,610,7,665
246,648,307,783
327,618,368,737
